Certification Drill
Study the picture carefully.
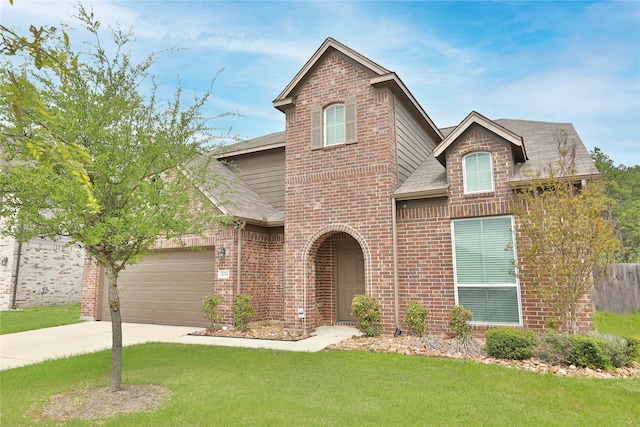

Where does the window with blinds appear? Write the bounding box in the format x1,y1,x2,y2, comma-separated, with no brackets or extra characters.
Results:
463,152,494,193
452,216,521,324
310,97,357,150
324,104,345,146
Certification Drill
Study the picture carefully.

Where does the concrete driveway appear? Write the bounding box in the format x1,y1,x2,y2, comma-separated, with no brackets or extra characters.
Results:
0,321,358,370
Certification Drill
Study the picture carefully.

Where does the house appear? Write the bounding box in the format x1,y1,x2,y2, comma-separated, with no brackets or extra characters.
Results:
80,38,600,334
0,217,85,310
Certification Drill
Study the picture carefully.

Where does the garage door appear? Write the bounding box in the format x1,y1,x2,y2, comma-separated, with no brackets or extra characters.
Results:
100,250,215,327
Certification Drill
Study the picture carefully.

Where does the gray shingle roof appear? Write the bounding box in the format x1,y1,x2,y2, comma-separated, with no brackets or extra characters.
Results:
218,131,286,158
192,153,281,225
202,118,598,221
496,119,599,183
393,119,599,199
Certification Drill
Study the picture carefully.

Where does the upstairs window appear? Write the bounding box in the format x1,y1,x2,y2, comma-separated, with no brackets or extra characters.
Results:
310,97,357,149
324,104,345,146
463,152,493,193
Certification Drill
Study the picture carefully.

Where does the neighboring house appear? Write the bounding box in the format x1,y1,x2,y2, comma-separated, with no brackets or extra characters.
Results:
0,217,85,310
80,38,600,334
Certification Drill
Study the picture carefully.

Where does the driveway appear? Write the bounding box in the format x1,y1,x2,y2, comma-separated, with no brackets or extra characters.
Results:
0,322,357,370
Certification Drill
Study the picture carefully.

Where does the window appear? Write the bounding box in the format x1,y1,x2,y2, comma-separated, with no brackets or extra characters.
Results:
452,216,521,325
324,104,345,146
310,97,357,149
463,152,493,193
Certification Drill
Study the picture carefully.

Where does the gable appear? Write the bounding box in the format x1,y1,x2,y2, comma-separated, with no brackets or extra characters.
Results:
273,38,442,143
433,111,525,166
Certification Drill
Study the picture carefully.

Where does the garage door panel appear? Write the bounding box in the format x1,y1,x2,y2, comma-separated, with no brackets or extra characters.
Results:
101,250,215,327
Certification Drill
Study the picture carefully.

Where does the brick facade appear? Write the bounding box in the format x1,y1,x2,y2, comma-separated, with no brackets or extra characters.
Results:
282,51,398,333
1,235,84,311
80,38,596,335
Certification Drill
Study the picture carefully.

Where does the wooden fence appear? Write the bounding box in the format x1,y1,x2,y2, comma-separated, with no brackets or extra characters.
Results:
593,264,640,313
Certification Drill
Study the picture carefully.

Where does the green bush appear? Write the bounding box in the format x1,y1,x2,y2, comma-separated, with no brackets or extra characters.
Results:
201,294,224,331
233,294,255,332
404,301,429,337
569,335,612,369
537,332,636,369
449,305,473,340
537,332,574,366
586,333,639,368
351,294,382,337
485,327,537,360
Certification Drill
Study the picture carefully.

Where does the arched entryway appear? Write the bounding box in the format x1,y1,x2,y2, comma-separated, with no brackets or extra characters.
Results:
303,225,370,330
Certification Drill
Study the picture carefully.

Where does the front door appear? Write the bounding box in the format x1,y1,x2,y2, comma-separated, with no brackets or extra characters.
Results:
336,240,365,322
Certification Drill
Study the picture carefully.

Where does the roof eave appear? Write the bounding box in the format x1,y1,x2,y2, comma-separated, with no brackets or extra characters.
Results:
218,141,286,159
508,172,602,189
392,186,450,201
433,111,526,166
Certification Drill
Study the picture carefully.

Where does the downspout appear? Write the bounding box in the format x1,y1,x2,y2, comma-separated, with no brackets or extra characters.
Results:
392,197,401,335
236,227,242,295
10,240,23,309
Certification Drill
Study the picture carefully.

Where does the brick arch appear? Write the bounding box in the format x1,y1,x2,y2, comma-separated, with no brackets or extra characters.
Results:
302,224,372,293
299,224,372,331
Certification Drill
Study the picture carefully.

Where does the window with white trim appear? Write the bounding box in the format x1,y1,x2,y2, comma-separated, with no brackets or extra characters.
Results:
324,104,345,146
452,216,521,325
310,97,357,150
463,152,493,193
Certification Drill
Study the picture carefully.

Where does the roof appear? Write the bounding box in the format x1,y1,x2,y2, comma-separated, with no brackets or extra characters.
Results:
217,132,286,159
191,152,283,226
502,119,599,183
204,117,599,216
433,111,526,166
393,118,599,199
273,37,443,141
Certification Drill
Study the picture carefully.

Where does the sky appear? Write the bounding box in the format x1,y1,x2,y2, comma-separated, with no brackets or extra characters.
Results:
2,1,639,166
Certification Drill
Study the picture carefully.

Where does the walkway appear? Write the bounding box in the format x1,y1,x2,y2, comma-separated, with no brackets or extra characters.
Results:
0,322,359,371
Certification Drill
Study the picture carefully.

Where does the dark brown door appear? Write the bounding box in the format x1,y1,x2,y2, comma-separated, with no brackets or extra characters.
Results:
336,240,365,321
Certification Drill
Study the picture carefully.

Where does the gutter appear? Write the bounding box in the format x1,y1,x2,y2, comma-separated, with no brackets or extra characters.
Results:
391,197,401,334
10,240,22,309
237,227,242,294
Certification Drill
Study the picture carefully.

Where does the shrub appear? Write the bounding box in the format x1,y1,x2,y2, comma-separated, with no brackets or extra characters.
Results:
537,332,574,366
449,305,473,340
537,332,637,369
233,294,255,332
201,294,224,331
404,301,429,337
485,327,537,360
569,335,612,369
586,333,639,368
351,294,382,337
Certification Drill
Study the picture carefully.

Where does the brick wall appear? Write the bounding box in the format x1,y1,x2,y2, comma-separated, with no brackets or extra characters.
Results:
282,50,398,333
7,238,84,309
395,125,593,334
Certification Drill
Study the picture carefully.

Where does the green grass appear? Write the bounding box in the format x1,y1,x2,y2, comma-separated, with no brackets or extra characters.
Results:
1,343,639,426
0,304,81,335
594,310,640,340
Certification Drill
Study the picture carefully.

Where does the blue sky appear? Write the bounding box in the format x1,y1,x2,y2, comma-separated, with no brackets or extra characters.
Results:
3,1,639,166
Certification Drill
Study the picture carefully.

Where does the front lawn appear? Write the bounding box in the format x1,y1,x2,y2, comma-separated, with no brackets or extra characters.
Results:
0,304,81,335
594,310,640,340
1,344,639,426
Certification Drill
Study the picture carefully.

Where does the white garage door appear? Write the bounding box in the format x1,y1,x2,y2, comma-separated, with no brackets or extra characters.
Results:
100,250,215,327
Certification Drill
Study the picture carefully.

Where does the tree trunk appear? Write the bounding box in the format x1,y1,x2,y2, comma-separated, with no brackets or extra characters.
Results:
106,264,123,392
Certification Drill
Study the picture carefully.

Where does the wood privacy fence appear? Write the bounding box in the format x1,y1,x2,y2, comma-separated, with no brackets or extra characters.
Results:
593,264,640,313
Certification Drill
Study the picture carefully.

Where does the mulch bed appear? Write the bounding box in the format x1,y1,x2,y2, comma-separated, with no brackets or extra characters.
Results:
189,321,310,341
